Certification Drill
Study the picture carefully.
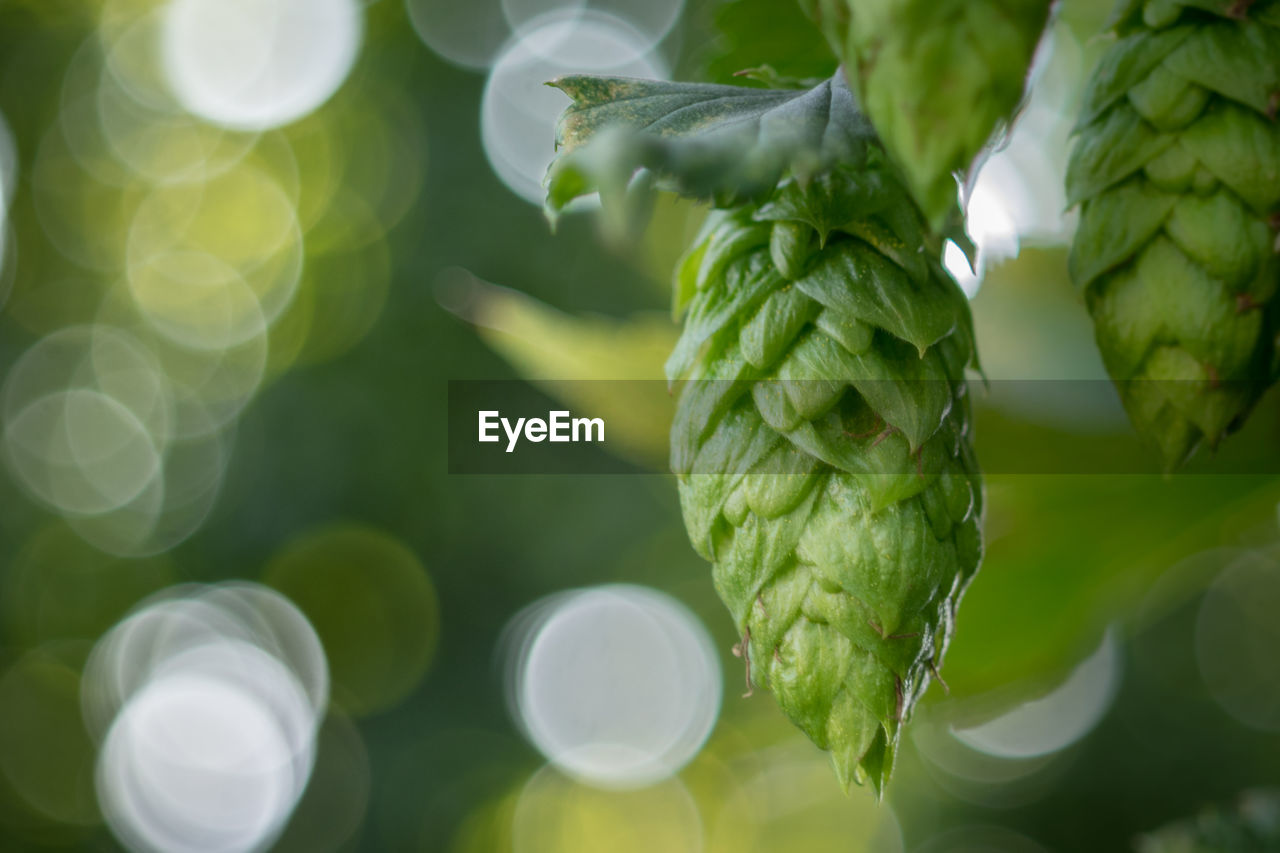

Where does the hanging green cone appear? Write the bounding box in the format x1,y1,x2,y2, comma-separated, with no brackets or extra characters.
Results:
669,173,983,795
545,73,984,795
799,0,1054,226
1067,0,1280,468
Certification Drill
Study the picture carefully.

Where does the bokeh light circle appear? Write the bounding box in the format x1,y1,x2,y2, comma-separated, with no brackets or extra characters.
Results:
4,389,163,516
97,667,312,853
500,0,587,37
3,325,174,442
505,584,721,789
907,629,1120,808
0,649,101,827
94,13,260,186
405,0,511,71
1195,551,1280,732
125,163,303,348
916,825,1050,853
264,524,440,716
68,421,232,558
96,283,271,440
1,523,175,646
732,744,904,852
511,764,703,853
911,714,1062,807
591,0,685,46
83,583,328,853
951,627,1122,759
0,322,246,555
270,713,371,853
161,0,362,132
0,108,15,210
0,109,14,303
2,323,174,520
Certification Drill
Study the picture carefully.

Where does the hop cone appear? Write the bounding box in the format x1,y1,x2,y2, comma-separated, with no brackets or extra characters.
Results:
1067,0,1280,468
800,0,1053,225
669,164,983,794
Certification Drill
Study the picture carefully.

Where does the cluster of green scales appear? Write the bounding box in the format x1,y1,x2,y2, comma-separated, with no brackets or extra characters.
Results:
542,0,1279,795
1069,0,1280,466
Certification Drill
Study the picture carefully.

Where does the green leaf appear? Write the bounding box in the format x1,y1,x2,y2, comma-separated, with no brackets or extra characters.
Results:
944,474,1280,699
544,73,877,222
451,270,678,467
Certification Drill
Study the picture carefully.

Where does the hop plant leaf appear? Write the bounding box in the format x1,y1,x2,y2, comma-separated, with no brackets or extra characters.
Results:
545,74,984,795
1067,0,1280,468
545,73,877,224
799,0,1054,226
1137,788,1280,852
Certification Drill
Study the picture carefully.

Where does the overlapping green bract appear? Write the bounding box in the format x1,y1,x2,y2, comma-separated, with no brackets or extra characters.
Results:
1137,788,1280,852
1068,0,1280,468
544,73,983,795
668,167,982,795
800,0,1053,226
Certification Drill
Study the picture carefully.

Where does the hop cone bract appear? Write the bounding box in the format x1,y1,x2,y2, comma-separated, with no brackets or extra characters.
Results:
669,164,983,794
1068,0,1280,467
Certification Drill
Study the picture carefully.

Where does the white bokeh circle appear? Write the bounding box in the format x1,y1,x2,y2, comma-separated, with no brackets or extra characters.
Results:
85,583,329,853
161,0,362,131
507,585,721,788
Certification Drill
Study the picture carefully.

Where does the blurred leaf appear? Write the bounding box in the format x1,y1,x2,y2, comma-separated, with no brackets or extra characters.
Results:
544,73,877,231
701,0,839,86
945,247,1280,698
943,474,1280,700
631,194,709,298
449,270,678,467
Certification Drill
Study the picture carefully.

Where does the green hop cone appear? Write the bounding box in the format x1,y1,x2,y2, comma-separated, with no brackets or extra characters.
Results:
543,72,983,795
1067,0,1280,468
668,167,983,796
1137,788,1280,852
800,0,1053,226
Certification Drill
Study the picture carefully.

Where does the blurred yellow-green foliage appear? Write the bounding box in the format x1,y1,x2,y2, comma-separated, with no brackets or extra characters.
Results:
0,1,1278,852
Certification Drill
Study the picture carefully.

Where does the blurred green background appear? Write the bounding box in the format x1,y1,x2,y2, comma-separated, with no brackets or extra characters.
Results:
0,0,1278,851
